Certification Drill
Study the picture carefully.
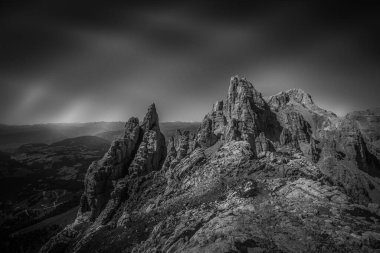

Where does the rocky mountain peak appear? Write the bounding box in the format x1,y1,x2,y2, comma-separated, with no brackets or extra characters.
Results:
141,103,160,131
41,77,380,253
76,103,166,222
267,88,314,110
227,75,267,113
197,75,276,153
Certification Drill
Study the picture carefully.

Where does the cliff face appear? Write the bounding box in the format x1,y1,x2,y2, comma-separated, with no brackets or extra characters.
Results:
197,76,279,155
266,88,380,204
78,103,166,223
41,77,380,253
346,108,380,162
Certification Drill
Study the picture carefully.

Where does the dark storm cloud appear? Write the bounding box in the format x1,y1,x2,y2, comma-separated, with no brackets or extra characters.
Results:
0,0,379,124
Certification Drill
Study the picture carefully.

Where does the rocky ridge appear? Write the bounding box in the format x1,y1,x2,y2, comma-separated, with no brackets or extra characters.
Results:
41,76,380,253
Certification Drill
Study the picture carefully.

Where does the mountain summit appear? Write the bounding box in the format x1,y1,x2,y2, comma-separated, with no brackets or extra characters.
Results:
41,77,380,253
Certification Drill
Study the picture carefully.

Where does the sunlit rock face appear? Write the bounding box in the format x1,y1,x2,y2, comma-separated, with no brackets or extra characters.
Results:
41,76,380,253
197,76,279,155
267,88,314,111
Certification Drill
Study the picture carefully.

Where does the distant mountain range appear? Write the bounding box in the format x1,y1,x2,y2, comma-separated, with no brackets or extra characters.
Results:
0,122,200,151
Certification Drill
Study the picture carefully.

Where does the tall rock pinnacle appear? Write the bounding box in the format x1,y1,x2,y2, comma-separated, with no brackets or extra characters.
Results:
196,75,277,154
141,103,160,131
78,103,166,221
226,75,267,119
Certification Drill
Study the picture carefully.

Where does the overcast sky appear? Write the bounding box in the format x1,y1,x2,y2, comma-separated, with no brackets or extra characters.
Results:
1,0,379,124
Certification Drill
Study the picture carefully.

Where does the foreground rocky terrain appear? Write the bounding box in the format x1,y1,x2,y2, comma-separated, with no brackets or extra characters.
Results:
37,76,380,252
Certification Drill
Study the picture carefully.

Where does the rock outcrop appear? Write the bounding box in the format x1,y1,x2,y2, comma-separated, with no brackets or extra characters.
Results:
162,137,177,171
41,76,380,253
162,130,196,172
255,132,274,155
196,76,280,156
266,88,380,204
267,88,314,111
347,108,380,164
128,113,166,178
196,117,218,148
267,88,339,133
77,103,166,221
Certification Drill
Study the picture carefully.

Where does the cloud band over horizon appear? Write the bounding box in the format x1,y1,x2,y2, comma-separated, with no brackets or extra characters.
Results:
1,0,379,124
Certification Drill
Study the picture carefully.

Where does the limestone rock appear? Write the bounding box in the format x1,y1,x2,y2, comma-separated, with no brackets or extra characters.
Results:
196,75,279,150
267,88,314,111
280,128,293,146
318,118,378,176
162,137,177,171
128,128,166,178
176,130,190,160
211,100,226,137
224,76,271,146
41,77,380,253
196,116,218,148
346,108,380,162
79,137,132,220
283,111,311,142
310,137,320,162
255,132,273,154
141,103,160,131
78,103,166,221
267,86,380,205
163,130,196,176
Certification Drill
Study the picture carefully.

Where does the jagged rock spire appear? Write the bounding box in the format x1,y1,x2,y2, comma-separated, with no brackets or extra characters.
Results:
226,75,267,117
124,117,139,139
78,103,166,221
141,103,160,131
197,75,276,153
